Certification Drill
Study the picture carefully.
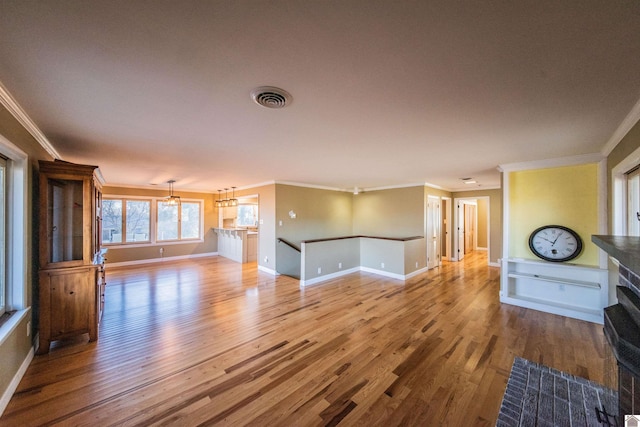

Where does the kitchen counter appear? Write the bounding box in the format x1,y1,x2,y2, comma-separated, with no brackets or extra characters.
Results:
213,228,258,263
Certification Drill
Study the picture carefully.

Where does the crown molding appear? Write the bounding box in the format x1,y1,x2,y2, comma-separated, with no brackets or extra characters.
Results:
363,183,425,192
498,153,604,173
601,96,640,157
235,180,276,191
103,183,217,194
0,81,60,159
424,181,450,191
275,181,345,192
451,185,501,192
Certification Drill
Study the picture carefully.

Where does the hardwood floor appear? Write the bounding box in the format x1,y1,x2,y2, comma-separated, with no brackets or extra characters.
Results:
1,252,606,426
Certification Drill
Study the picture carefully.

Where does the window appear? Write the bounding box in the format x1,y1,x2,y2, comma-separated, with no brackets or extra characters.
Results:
627,166,640,236
0,156,5,316
102,197,203,245
103,199,151,244
102,199,123,243
126,200,150,242
0,134,28,315
237,203,258,227
157,200,201,241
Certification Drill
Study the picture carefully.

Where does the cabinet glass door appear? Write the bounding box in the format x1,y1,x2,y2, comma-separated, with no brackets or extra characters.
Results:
48,178,84,263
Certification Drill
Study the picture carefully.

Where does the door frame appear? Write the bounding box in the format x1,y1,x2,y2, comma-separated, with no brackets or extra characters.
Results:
426,195,441,269
441,197,452,260
453,196,491,265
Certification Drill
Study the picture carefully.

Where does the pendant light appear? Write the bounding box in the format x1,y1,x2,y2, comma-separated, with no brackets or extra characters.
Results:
165,180,181,206
229,187,238,207
215,189,223,208
222,188,229,207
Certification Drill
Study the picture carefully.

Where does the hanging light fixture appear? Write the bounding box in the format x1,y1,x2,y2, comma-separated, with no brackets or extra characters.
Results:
229,187,238,207
215,189,223,208
165,180,181,206
221,188,229,207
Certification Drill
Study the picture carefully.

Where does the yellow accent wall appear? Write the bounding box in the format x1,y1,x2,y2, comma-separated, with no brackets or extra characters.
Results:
509,164,599,266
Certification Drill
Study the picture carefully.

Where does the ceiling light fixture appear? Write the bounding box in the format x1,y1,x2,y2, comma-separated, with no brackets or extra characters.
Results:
250,86,292,109
215,187,239,208
228,187,238,207
222,188,229,207
215,189,223,208
165,180,181,206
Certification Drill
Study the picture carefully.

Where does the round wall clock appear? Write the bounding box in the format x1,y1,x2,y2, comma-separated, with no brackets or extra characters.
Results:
528,225,583,262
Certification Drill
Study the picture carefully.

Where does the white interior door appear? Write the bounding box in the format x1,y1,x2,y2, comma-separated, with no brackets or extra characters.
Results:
457,202,465,261
628,167,640,236
427,196,441,269
464,204,476,254
441,197,451,260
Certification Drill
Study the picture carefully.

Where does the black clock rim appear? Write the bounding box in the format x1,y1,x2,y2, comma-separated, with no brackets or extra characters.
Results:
528,225,583,263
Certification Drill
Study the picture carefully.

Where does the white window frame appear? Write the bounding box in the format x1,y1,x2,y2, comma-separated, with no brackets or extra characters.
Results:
156,199,203,242
0,155,6,316
236,202,259,227
102,198,152,245
612,146,640,235
0,134,27,313
102,195,204,248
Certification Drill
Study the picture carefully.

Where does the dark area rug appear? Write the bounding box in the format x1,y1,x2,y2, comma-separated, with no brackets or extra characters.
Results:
497,357,618,427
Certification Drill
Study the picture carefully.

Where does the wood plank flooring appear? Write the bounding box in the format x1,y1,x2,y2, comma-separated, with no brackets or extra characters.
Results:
0,252,606,426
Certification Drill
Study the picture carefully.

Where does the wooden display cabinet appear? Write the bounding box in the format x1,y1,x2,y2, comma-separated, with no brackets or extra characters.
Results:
37,160,105,354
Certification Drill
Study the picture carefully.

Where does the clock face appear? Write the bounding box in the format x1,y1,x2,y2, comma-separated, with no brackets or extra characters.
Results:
528,225,583,262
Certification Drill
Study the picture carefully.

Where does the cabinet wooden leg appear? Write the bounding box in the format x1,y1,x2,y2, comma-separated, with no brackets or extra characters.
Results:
36,339,50,355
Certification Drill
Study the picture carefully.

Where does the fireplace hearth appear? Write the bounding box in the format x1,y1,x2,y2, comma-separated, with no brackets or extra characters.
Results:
593,235,640,422
604,283,640,419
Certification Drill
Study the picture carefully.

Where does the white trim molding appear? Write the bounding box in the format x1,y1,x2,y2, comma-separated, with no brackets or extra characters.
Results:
301,266,430,287
0,81,60,160
258,265,278,275
0,308,33,417
498,153,604,173
0,345,33,417
105,252,217,268
601,97,640,157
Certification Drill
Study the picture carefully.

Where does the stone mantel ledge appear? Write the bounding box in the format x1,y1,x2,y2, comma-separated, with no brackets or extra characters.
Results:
592,235,640,274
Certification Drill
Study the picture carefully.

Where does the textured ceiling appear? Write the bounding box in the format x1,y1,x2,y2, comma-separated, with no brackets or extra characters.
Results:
1,1,640,192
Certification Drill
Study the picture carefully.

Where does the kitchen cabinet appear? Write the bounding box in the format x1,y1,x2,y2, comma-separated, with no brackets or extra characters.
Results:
247,233,258,262
222,206,237,219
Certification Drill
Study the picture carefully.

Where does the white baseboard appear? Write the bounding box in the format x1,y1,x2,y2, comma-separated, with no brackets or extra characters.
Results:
359,266,406,281
476,247,488,251
258,265,278,275
301,267,359,286
405,266,430,279
302,265,432,286
106,252,218,268
0,345,34,417
489,261,500,267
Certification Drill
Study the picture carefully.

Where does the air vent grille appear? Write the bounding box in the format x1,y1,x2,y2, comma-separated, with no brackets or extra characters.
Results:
251,86,292,109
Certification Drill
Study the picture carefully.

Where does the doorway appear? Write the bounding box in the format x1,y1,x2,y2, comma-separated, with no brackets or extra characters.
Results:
427,196,441,269
453,197,490,264
464,202,477,255
441,197,452,260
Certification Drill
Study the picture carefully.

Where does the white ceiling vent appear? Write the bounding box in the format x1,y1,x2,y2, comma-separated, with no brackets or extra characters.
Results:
251,86,292,109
